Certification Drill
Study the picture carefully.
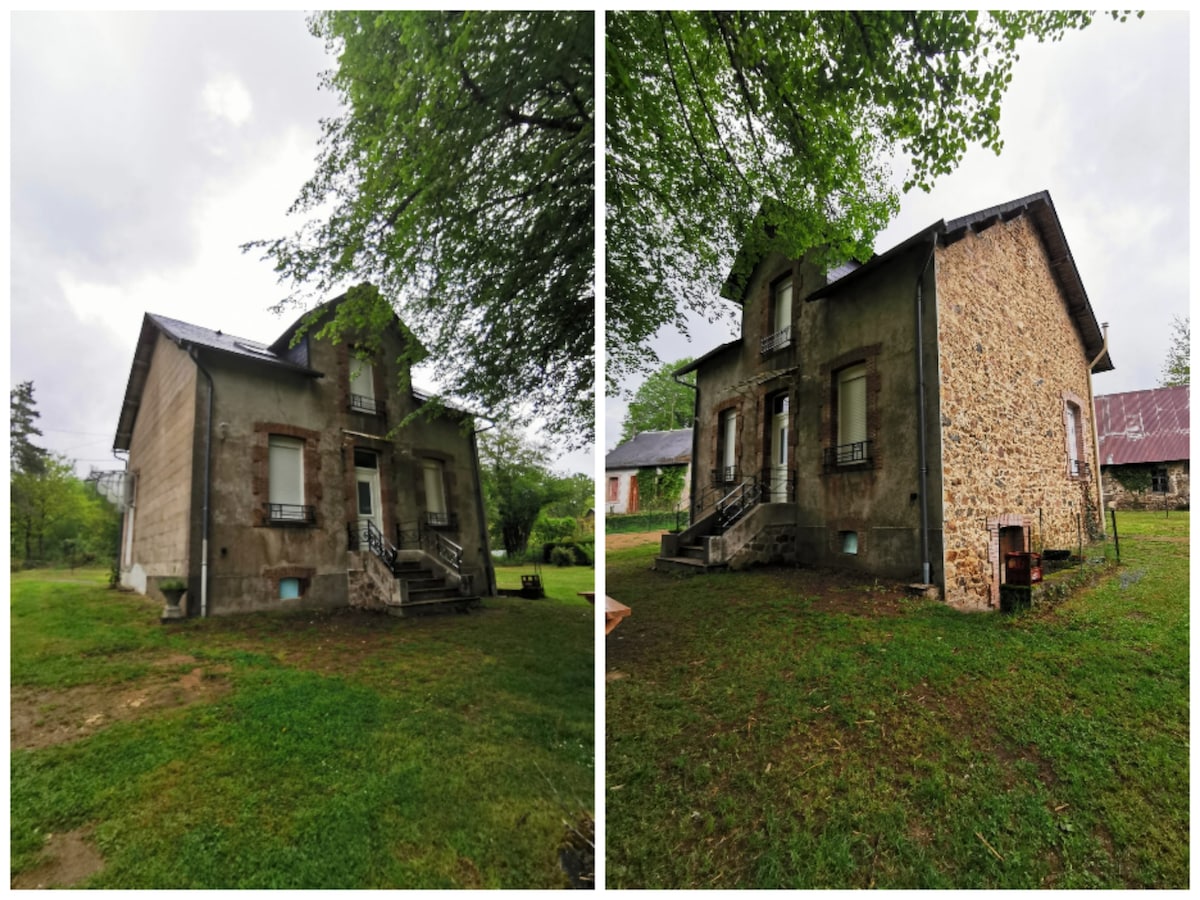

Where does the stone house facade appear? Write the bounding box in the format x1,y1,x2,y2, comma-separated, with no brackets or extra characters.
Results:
660,191,1112,610
604,428,692,515
113,293,495,616
1095,385,1190,510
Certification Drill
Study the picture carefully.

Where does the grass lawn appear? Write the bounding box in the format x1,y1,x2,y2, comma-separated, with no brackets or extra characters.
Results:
11,573,594,889
605,512,1188,889
492,560,595,604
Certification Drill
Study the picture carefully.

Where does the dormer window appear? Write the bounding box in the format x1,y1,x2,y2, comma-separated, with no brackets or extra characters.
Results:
761,276,793,355
349,358,378,415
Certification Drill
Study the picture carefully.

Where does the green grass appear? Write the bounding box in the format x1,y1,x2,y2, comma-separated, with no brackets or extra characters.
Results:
493,561,595,604
605,512,1188,889
11,570,593,888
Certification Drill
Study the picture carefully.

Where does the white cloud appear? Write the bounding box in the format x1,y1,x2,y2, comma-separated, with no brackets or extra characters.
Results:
201,73,254,128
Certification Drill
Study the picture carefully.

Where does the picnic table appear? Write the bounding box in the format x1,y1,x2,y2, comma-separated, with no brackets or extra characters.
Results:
579,592,632,634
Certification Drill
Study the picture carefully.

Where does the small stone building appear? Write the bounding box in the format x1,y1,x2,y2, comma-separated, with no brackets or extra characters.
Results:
112,291,495,616
604,428,692,514
1095,385,1189,510
660,191,1113,611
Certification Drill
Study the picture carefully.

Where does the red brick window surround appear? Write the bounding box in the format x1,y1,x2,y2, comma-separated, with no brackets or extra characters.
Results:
607,476,619,502
1061,391,1088,478
252,423,322,527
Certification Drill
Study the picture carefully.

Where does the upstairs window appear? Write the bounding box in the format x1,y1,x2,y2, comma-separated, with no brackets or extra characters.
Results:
423,459,454,529
349,358,378,414
1064,398,1087,477
761,277,793,355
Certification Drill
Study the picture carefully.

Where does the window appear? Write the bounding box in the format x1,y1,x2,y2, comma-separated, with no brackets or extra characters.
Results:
840,531,859,555
279,577,301,600
267,435,311,522
716,408,737,484
607,477,620,502
834,364,869,465
1152,466,1170,493
423,459,453,528
349,358,377,414
1063,397,1088,477
761,277,793,354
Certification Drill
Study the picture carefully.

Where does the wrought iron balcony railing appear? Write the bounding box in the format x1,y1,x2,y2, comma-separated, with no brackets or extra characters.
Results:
760,325,792,355
266,503,316,524
1070,459,1091,478
424,511,459,530
710,466,740,487
823,441,873,470
349,394,384,416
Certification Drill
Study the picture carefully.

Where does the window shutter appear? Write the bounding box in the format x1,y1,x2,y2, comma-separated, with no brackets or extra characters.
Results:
268,436,304,506
838,365,867,447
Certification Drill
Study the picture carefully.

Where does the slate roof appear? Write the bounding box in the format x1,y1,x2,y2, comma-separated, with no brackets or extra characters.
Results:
605,428,693,469
1095,385,1190,466
721,190,1113,373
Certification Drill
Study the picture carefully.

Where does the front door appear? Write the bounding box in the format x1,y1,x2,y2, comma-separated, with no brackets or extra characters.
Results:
769,393,789,502
354,449,383,543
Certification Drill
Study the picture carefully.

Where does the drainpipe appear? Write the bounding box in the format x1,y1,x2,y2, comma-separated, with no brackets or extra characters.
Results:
915,239,937,584
188,346,214,618
1086,323,1110,535
469,420,497,596
674,371,699,524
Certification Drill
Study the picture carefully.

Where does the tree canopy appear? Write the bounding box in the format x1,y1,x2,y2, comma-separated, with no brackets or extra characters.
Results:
1160,314,1189,386
247,11,594,447
477,426,571,558
11,381,48,475
619,357,695,444
606,10,1124,386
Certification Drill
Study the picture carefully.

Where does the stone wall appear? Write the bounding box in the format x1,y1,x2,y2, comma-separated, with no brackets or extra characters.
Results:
1102,461,1190,510
935,215,1105,610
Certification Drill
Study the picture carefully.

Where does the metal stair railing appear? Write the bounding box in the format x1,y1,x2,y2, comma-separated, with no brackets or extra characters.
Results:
351,520,400,574
716,476,761,532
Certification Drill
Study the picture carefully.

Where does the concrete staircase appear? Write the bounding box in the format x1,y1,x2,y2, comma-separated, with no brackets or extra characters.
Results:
389,558,480,616
653,514,728,575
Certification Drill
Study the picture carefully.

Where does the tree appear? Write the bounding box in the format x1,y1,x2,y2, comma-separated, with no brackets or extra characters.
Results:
1160,314,1189,386
477,427,568,557
606,11,1127,387
619,357,695,443
246,11,594,448
11,381,48,475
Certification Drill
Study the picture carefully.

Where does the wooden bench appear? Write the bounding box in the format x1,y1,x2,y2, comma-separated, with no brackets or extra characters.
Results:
580,592,632,634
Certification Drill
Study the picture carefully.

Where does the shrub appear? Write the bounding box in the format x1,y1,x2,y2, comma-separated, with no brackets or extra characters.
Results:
550,546,575,568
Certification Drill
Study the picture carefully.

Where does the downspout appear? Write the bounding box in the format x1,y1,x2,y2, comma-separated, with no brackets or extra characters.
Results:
188,346,214,618
469,420,497,596
915,239,937,584
1086,323,1110,535
674,371,700,522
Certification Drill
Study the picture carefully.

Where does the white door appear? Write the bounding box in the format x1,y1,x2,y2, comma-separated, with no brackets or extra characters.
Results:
770,394,789,502
354,450,383,543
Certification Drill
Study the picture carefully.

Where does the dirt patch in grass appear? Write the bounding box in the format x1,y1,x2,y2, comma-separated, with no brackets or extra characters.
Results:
11,659,232,750
10,827,104,889
606,531,665,551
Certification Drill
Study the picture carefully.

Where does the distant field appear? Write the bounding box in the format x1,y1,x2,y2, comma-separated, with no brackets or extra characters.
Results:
606,511,1188,889
11,571,594,888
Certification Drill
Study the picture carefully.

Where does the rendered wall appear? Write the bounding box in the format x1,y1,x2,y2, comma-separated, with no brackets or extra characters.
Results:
123,334,198,594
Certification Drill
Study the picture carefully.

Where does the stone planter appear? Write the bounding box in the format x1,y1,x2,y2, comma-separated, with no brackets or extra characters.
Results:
160,588,187,623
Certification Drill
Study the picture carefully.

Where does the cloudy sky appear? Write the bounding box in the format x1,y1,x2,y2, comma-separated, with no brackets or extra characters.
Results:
606,10,1190,450
7,12,1191,479
10,10,595,477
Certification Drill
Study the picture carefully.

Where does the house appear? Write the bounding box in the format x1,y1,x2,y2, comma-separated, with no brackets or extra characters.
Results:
112,291,495,617
604,428,693,514
1094,385,1189,510
658,190,1113,611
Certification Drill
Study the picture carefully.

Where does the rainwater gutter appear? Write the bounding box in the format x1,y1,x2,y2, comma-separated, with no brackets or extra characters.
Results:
188,346,214,618
915,239,937,585
673,371,700,525
1086,323,1110,533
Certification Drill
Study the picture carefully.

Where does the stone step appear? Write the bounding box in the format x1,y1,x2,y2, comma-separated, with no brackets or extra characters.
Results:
387,595,481,617
679,544,707,560
653,556,728,576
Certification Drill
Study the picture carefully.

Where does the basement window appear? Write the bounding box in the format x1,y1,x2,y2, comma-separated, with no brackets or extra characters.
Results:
279,578,301,600
840,531,859,555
